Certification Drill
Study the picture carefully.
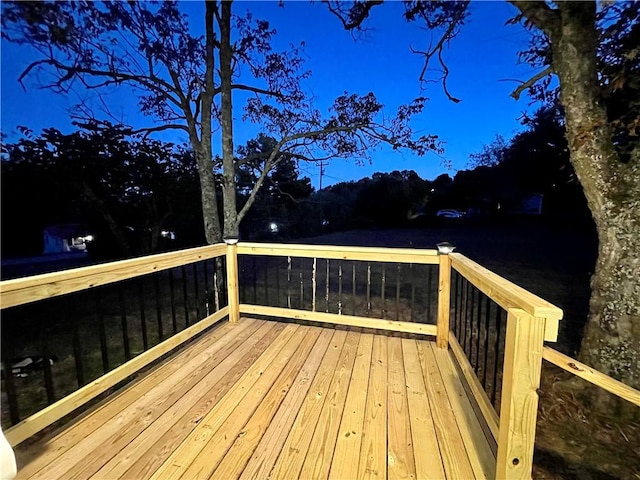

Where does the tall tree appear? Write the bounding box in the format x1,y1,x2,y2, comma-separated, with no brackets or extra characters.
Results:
1,123,201,256
327,1,640,397
2,1,440,241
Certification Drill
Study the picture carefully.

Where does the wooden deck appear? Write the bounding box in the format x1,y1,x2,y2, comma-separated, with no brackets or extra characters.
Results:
14,318,495,479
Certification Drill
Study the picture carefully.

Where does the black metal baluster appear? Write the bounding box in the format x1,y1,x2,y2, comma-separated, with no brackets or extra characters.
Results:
213,267,220,312
181,265,190,327
410,264,416,322
275,257,281,307
69,296,85,387
381,264,386,318
395,263,401,321
240,259,246,303
1,344,20,425
338,261,343,315
119,283,132,360
456,274,463,338
312,258,317,312
468,287,476,358
169,269,178,334
287,256,292,309
325,259,330,313
252,256,258,304
38,310,55,404
491,308,505,407
138,279,149,351
450,272,458,333
366,262,372,317
427,264,434,323
203,260,211,317
475,290,483,373
193,263,201,320
462,279,469,351
482,296,492,389
95,289,109,373
299,258,304,309
221,257,228,306
154,274,164,342
264,256,269,306
352,263,357,316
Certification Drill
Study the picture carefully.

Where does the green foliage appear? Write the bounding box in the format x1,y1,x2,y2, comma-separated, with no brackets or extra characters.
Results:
1,123,203,257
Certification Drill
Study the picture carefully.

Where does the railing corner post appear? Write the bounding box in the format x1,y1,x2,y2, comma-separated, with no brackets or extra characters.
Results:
496,308,545,480
224,237,240,323
436,244,453,349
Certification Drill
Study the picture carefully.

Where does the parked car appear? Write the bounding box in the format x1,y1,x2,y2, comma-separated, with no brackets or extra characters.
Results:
436,209,465,219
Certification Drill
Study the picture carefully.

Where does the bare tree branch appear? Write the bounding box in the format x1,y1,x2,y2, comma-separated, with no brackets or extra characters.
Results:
510,65,553,100
130,124,191,137
508,1,561,39
323,0,384,30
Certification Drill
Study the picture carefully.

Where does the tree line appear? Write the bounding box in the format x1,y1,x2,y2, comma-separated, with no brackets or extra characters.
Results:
1,103,589,259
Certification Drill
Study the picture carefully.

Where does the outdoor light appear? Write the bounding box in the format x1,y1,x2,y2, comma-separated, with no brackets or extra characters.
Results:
223,236,239,245
269,222,279,233
436,242,455,254
83,235,94,242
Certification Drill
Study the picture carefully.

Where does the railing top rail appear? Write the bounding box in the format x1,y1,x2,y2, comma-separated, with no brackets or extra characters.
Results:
449,252,563,342
543,347,640,407
0,243,226,309
237,242,439,264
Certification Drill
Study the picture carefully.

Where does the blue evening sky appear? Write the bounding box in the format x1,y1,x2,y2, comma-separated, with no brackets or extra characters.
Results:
1,1,541,189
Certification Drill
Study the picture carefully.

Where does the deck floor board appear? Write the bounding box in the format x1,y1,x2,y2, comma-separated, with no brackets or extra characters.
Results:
15,318,495,480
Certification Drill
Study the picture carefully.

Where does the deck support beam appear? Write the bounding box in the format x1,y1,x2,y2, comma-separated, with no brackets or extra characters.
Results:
496,309,545,479
436,252,452,349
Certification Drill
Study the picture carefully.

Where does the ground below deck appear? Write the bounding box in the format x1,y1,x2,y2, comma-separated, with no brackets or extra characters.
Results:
14,317,495,479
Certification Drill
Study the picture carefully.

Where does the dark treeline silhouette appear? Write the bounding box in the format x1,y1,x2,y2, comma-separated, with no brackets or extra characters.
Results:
1,105,591,258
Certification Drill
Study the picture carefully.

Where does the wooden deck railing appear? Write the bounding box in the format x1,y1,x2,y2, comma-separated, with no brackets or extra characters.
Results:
0,244,230,446
1,240,638,480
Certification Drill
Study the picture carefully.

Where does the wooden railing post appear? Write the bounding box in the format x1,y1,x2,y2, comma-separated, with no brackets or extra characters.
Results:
436,249,452,349
225,238,240,323
496,308,546,479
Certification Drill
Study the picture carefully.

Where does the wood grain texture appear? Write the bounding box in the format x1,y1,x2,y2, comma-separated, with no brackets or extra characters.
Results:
14,318,244,478
97,321,285,480
239,304,437,336
298,330,360,479
266,330,348,480
543,347,640,407
238,242,439,264
329,333,374,479
496,309,545,480
1,244,226,308
418,340,476,479
401,338,445,480
358,334,388,480
226,242,240,322
436,254,452,349
17,319,496,480
433,345,496,479
387,337,416,480
448,333,500,441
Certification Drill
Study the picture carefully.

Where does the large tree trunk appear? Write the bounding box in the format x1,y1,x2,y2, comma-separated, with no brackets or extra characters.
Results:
551,3,640,398
219,0,239,238
194,145,222,244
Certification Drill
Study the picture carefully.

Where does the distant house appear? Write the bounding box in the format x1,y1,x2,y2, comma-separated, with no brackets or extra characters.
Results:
43,224,93,254
516,193,544,215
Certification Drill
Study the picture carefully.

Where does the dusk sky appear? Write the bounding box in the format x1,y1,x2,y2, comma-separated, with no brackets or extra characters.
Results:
1,1,542,189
